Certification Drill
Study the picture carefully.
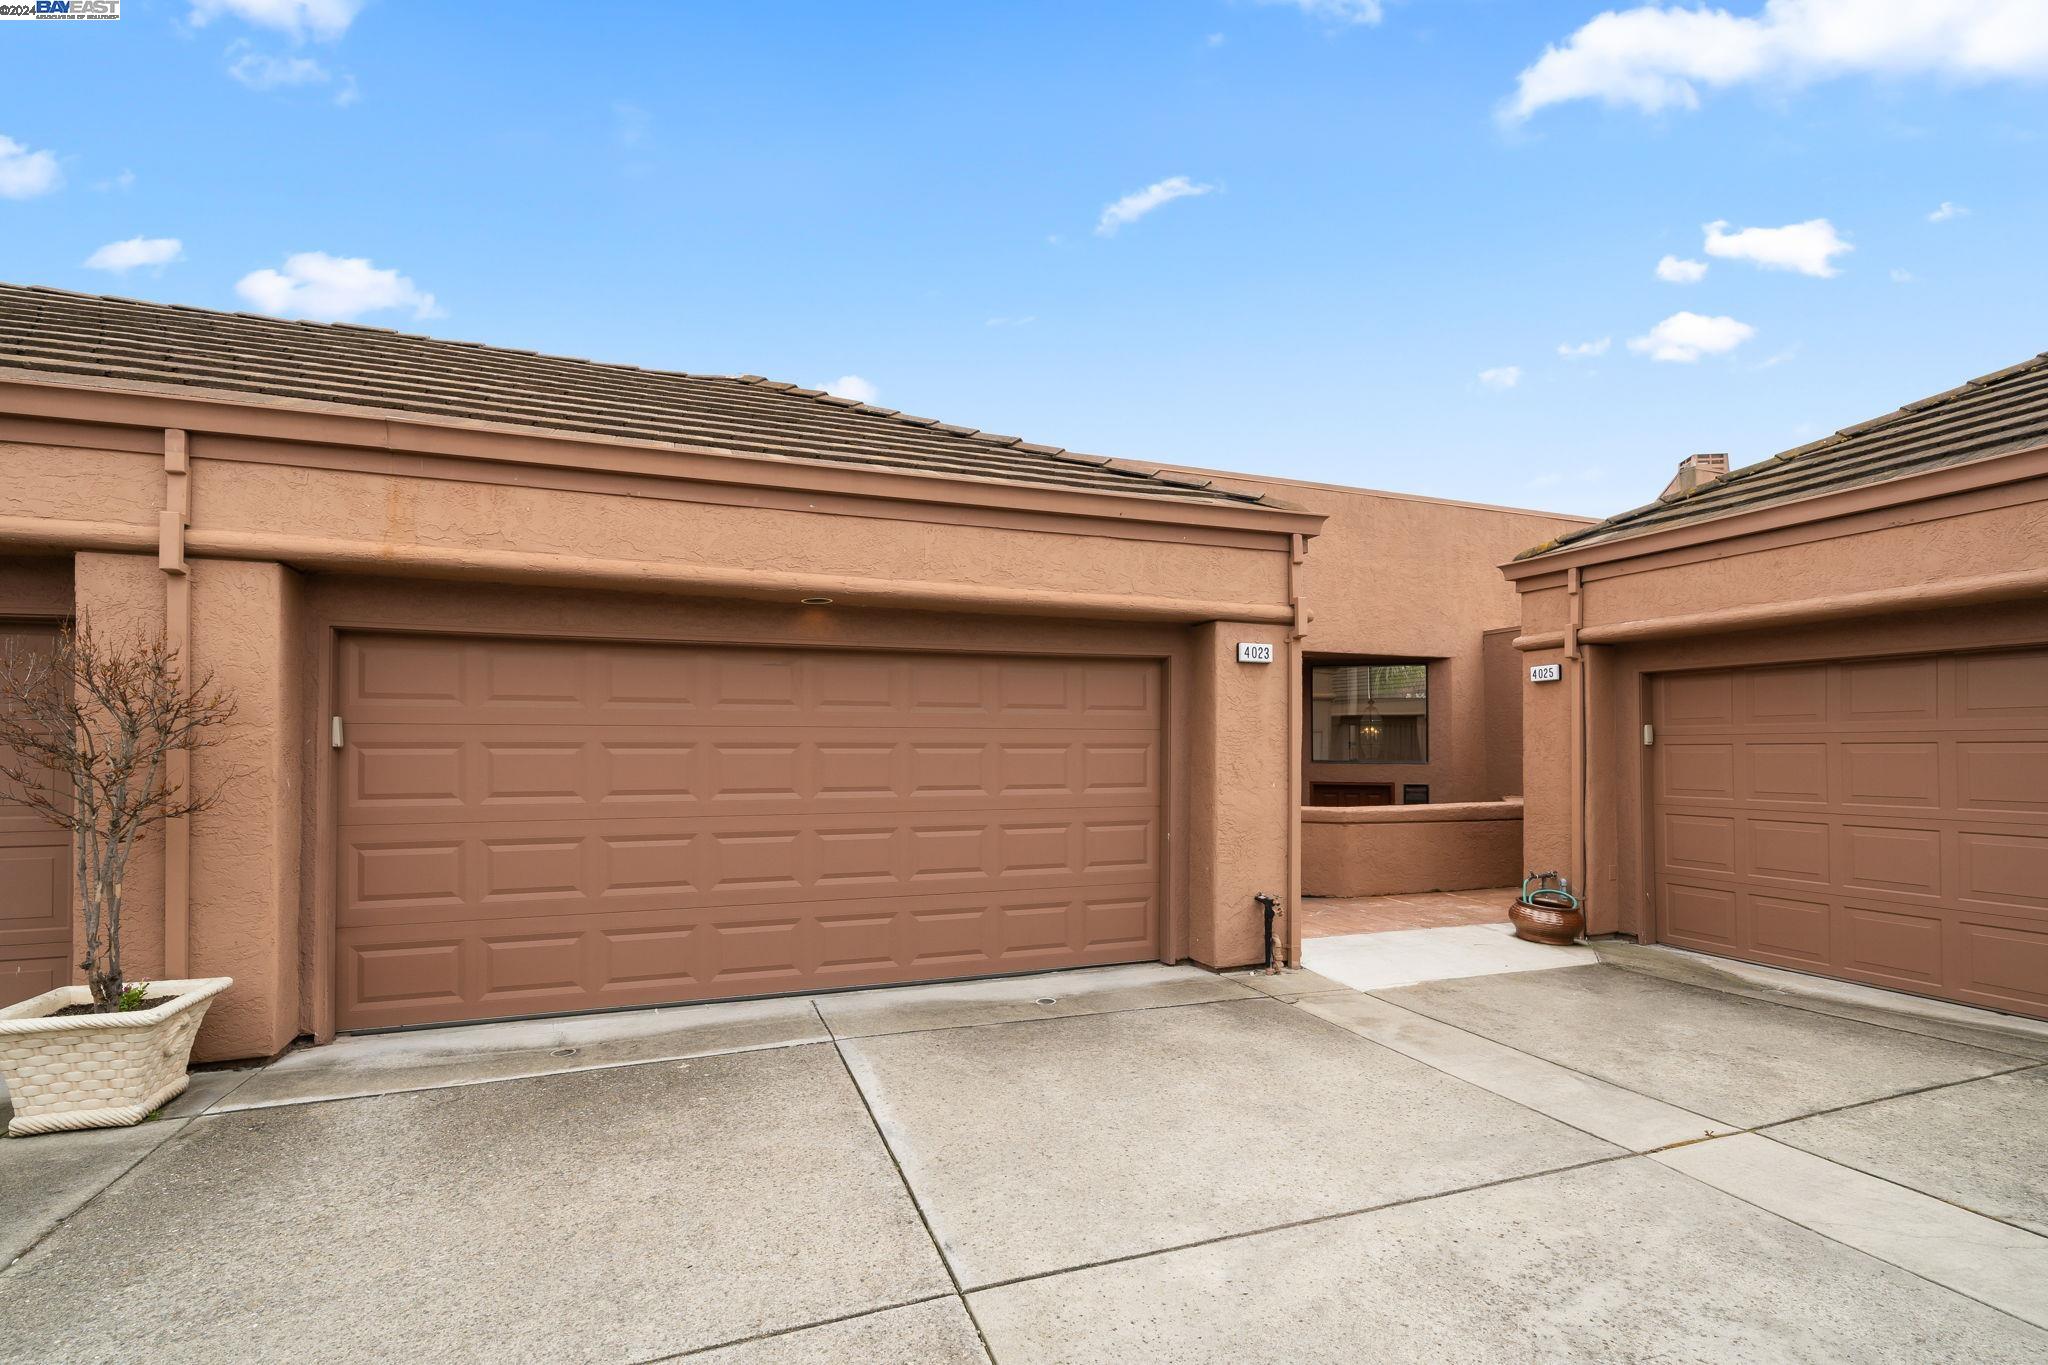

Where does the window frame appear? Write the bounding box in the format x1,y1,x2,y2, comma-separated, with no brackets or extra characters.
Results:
1305,657,1432,767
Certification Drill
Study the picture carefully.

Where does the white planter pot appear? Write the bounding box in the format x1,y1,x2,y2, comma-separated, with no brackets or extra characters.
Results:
0,977,232,1137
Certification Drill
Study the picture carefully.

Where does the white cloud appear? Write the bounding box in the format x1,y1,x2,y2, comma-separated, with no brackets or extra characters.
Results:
1504,0,2048,123
235,252,440,321
1928,200,1969,222
1629,311,1757,362
189,0,360,40
985,315,1037,328
0,134,61,200
1890,267,1915,283
823,375,878,404
1558,337,1611,359
1251,0,1383,23
1655,254,1709,283
1095,176,1215,236
1206,32,1226,47
1478,365,1522,390
94,169,136,192
228,49,331,89
1703,217,1851,276
84,237,184,273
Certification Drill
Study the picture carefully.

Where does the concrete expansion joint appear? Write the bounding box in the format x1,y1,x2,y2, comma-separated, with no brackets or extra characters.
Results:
954,1148,1645,1298
633,1292,965,1364
823,1005,999,1362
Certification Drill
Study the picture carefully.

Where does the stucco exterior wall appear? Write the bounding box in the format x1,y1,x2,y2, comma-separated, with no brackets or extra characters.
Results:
194,455,1291,611
1480,626,1522,800
1184,622,1292,967
0,402,1319,1057
188,560,305,1061
1509,474,2048,940
1301,800,1523,897
1167,475,1590,807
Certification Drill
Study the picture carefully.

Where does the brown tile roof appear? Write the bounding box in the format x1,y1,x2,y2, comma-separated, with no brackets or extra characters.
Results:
1517,349,2048,560
0,283,1276,509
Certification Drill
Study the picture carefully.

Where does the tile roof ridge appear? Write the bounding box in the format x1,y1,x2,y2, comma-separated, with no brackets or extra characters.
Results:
1518,346,2048,559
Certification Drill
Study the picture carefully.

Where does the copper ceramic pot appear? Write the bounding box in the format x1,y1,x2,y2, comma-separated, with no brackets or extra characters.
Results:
1509,891,1583,946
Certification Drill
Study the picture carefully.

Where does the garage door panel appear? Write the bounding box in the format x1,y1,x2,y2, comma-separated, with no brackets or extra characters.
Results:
1839,902,1946,988
1661,882,1739,949
1658,671,1734,729
1956,740,2048,815
341,726,1158,825
1660,813,1736,873
1956,829,2048,912
1836,823,1944,899
343,638,1161,732
0,623,69,1007
335,882,1161,1029
1840,657,1940,723
335,635,1164,1029
1741,665,1828,726
1660,744,1736,801
1655,646,2048,1021
340,809,1159,928
1953,916,2048,1014
1751,892,1831,965
1955,649,2048,722
1747,819,1830,885
1744,743,1829,804
1836,742,1941,810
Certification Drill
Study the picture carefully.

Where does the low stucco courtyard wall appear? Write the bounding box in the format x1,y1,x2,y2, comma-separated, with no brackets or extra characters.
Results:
1301,799,1523,898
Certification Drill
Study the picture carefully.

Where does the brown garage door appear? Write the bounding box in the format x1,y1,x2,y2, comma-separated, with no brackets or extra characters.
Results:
1,622,71,1008
1653,646,2048,1020
335,635,1164,1029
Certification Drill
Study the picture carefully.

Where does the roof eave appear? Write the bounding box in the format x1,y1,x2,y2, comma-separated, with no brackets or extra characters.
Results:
0,367,1328,538
1500,438,2048,582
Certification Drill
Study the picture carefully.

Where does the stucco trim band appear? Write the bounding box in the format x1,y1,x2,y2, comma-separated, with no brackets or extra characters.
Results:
1512,564,2048,651
0,517,1297,625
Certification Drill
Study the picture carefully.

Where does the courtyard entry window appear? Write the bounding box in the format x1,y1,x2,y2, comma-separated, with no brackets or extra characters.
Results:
1309,662,1428,763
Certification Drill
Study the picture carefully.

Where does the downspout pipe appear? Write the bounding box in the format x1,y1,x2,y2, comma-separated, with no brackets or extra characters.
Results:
159,430,192,978
1284,532,1309,968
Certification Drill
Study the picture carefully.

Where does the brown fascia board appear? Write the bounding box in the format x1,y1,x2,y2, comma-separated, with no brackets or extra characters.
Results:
0,369,1326,539
1497,439,2048,582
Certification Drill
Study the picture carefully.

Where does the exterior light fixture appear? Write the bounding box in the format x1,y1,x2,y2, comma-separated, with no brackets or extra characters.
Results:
800,596,834,606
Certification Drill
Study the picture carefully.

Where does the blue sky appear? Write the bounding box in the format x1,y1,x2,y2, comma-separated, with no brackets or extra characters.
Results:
3,0,2045,515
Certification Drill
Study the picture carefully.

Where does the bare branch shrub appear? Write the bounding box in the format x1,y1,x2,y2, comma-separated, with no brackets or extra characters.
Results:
0,616,238,1011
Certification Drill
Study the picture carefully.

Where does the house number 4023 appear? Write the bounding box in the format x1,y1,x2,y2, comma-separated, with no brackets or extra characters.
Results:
1236,642,1275,664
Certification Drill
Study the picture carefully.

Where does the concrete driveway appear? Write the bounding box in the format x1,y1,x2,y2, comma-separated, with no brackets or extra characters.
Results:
4,955,2046,1363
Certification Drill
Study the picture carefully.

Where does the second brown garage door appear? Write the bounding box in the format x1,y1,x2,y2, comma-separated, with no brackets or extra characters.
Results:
334,635,1165,1029
1652,646,2048,1020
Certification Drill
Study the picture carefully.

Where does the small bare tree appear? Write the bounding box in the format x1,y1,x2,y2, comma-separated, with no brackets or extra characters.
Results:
0,617,238,1011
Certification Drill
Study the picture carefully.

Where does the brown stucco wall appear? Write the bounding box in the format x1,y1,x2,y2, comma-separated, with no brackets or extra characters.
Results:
1184,622,1293,966
1480,626,1522,800
187,560,305,1060
1166,474,1590,807
1,398,1317,1058
1509,468,2048,940
1301,800,1523,897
